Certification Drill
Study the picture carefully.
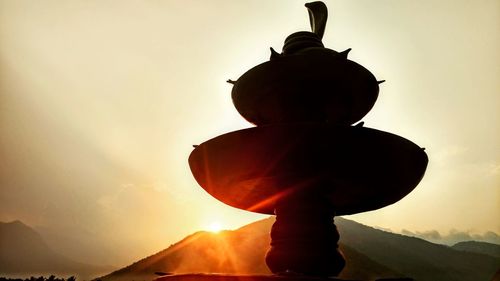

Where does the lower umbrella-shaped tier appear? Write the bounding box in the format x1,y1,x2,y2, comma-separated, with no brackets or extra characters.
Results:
189,123,428,216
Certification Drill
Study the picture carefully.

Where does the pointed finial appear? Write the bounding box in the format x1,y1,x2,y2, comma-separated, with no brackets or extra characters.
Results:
305,1,328,40
270,47,281,60
339,48,352,59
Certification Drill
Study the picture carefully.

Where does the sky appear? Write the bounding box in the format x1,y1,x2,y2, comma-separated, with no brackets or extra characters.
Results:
0,0,499,268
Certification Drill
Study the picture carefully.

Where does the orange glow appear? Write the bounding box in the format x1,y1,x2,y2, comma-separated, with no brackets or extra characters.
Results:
247,176,322,213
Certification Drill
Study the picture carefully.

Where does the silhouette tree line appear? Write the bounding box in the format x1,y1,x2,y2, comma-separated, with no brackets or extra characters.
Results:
0,276,76,281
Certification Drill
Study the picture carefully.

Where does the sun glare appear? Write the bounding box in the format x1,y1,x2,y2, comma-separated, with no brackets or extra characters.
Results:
208,221,223,233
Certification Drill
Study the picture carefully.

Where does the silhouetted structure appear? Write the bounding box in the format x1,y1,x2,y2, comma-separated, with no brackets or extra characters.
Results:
186,1,427,280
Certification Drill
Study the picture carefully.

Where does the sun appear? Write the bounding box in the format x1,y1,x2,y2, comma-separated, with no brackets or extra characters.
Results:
207,221,223,233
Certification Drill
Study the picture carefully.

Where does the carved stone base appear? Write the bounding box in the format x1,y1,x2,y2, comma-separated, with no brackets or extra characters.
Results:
265,194,345,277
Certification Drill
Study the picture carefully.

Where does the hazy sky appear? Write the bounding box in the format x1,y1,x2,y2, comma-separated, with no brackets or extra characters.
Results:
1,0,499,267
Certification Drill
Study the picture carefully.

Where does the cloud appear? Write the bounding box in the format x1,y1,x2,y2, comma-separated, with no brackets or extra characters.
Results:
400,229,500,245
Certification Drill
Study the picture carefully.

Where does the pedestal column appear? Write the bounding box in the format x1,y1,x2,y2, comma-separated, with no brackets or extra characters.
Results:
266,192,345,276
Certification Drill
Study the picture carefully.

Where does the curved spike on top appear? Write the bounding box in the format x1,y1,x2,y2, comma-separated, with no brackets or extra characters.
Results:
305,1,328,40
270,47,281,60
339,48,352,59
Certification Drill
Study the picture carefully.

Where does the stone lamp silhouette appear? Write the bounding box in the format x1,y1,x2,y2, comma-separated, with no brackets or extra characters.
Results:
188,1,428,278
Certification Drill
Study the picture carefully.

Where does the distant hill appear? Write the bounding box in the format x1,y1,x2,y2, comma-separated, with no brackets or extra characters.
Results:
336,218,499,281
100,218,398,281
100,217,499,281
0,220,113,280
452,241,500,258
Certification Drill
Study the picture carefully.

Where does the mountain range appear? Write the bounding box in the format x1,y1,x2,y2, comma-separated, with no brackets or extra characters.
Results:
100,217,499,281
0,221,114,280
451,241,500,258
1,218,498,281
